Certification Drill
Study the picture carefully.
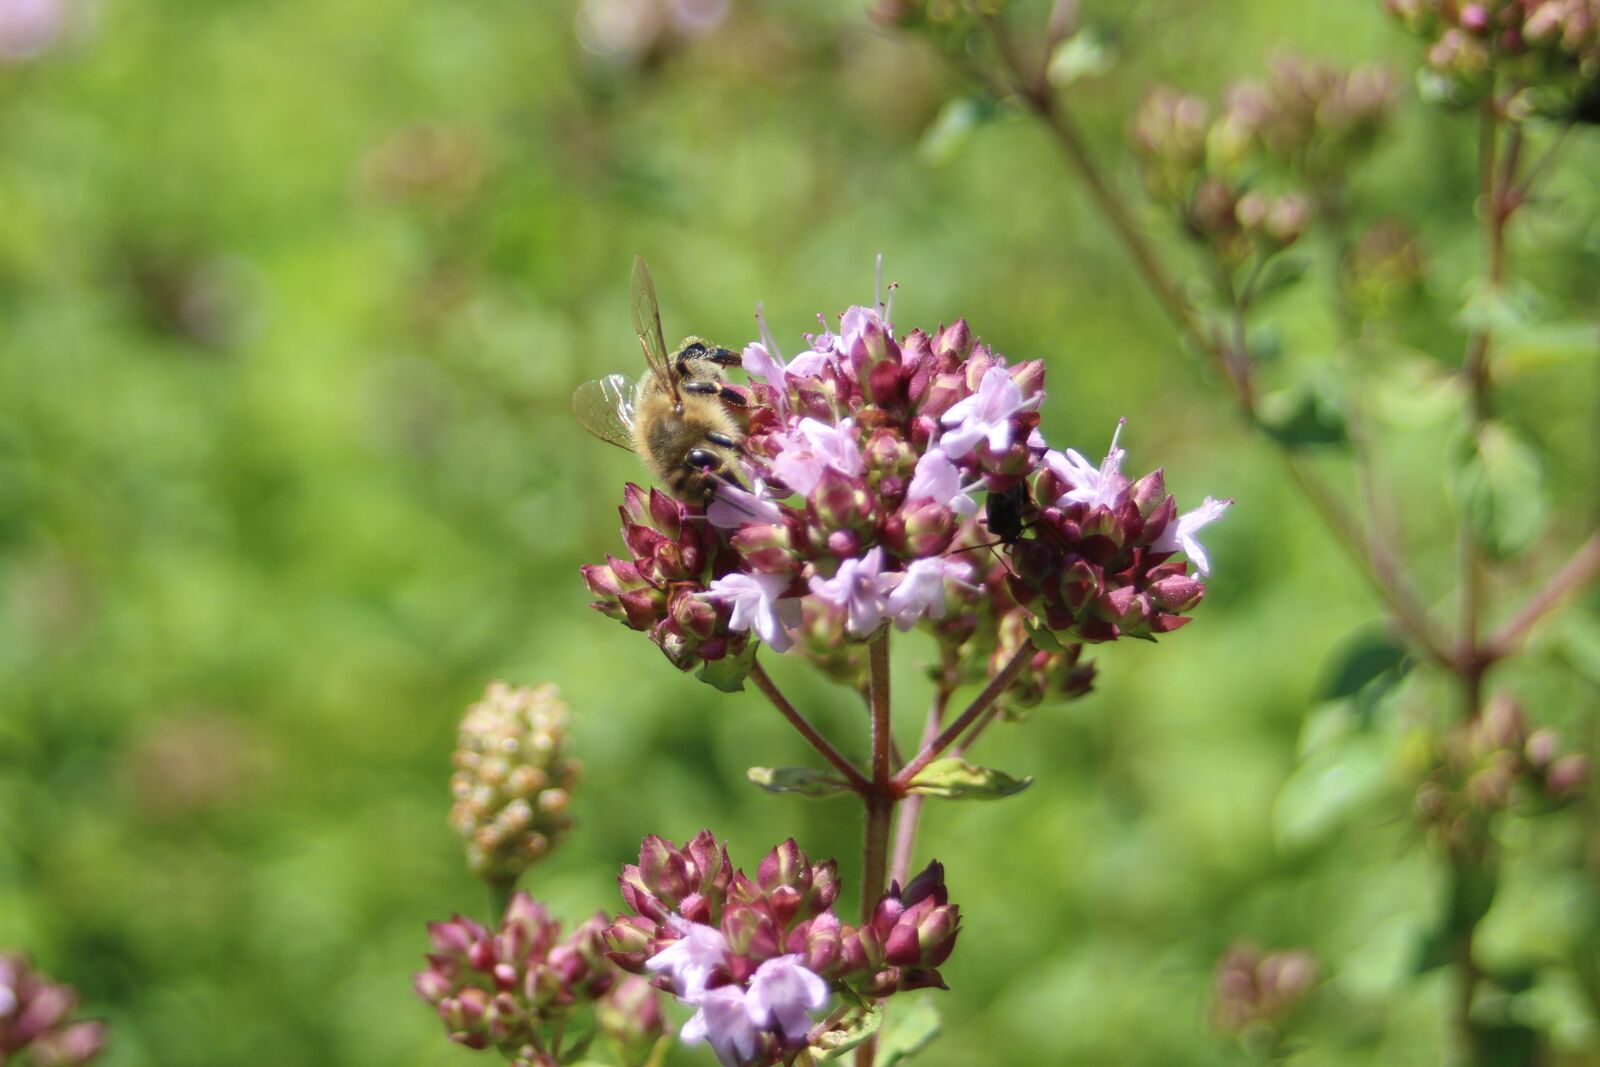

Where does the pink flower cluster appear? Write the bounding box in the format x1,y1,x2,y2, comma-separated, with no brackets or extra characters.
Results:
583,287,1228,693
605,833,959,1067
415,893,664,1067
0,954,105,1067
1386,0,1600,107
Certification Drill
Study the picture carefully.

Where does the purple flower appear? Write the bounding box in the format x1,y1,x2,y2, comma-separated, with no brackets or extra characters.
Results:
679,985,762,1067
771,418,864,497
1045,419,1128,509
906,449,979,518
704,573,801,653
836,305,889,354
708,479,785,529
646,918,729,998
1153,496,1232,576
745,955,829,1044
741,342,787,388
938,365,1040,458
808,546,895,636
676,956,828,1067
885,557,974,630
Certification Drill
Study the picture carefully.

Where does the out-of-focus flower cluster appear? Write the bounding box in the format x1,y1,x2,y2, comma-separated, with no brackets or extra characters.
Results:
1385,0,1600,112
1210,56,1396,183
416,893,665,1067
450,681,580,882
582,285,1227,697
0,954,106,1067
1211,942,1319,1047
1133,56,1395,272
1414,693,1588,849
0,0,68,62
605,832,958,1066
868,0,1007,31
576,0,729,66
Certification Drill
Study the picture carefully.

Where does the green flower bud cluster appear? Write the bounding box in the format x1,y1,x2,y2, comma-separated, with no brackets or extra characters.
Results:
450,682,580,881
1132,56,1394,272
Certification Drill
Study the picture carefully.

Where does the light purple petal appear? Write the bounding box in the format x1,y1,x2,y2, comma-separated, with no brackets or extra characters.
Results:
646,919,730,998
1156,496,1232,576
708,481,785,529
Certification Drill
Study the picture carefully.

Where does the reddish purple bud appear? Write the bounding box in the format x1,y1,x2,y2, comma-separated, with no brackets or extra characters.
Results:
1548,754,1588,798
810,467,877,535
932,320,973,361
1131,469,1168,517
1009,359,1045,401
1148,574,1205,611
732,523,798,574
826,529,863,559
604,914,656,972
670,589,720,641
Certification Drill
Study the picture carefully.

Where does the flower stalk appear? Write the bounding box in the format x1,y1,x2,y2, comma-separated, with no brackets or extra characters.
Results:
749,660,872,794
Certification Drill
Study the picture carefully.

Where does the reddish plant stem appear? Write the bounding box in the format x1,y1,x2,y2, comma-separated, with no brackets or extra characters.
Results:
857,634,896,1067
869,635,893,795
1485,532,1600,661
1448,92,1521,1067
893,645,1031,791
749,659,872,794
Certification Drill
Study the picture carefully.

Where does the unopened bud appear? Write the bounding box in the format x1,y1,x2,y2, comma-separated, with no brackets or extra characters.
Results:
450,682,581,881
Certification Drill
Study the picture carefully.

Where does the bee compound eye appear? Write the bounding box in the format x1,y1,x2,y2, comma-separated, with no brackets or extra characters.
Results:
686,448,722,471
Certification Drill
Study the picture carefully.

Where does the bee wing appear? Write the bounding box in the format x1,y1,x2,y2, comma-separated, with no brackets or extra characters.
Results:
631,255,679,402
572,373,638,452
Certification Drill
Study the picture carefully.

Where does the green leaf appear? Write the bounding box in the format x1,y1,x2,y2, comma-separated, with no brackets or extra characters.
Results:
1319,629,1411,721
1455,280,1535,337
817,1001,883,1057
747,766,852,798
918,96,994,167
1477,1023,1539,1066
1448,422,1549,559
1366,347,1462,428
1025,616,1066,652
1497,321,1600,378
1046,29,1116,88
876,996,942,1066
557,1024,596,1064
1553,611,1600,689
1249,256,1310,305
1257,380,1347,449
904,758,1033,800
1271,735,1390,850
696,641,757,693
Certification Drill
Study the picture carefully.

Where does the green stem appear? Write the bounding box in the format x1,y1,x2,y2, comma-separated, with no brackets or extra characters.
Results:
487,874,517,925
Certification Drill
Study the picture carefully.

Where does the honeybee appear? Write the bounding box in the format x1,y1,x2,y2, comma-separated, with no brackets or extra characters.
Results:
573,256,747,504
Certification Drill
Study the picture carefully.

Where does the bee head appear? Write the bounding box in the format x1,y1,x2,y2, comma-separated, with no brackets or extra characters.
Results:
675,337,740,377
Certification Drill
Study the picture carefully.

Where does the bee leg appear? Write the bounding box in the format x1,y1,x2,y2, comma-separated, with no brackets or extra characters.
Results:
681,380,749,408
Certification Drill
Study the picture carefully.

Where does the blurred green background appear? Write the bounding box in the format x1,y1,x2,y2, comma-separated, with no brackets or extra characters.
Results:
1,0,1597,1064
